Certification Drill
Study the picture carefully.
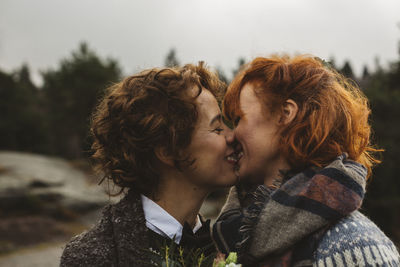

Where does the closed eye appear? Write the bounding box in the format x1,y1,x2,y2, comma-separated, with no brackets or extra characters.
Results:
213,127,224,134
234,117,241,127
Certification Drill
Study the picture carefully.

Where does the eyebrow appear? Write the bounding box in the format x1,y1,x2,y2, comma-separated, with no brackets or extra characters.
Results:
209,114,222,126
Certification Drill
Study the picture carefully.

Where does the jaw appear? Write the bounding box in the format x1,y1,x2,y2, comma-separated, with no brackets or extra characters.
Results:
229,145,244,181
236,157,269,184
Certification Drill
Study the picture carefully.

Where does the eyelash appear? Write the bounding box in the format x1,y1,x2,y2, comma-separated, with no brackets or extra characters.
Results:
234,117,241,126
213,127,224,134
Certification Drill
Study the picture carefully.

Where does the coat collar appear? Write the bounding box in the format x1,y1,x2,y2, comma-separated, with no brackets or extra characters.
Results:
141,194,202,244
110,189,152,266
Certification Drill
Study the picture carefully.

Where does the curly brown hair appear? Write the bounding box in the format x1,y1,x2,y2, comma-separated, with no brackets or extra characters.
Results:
90,62,226,196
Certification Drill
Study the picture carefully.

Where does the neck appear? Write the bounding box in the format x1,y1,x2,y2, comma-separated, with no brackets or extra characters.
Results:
263,157,290,187
152,171,209,229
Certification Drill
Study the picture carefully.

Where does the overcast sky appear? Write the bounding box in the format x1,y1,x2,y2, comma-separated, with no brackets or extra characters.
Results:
1,0,399,85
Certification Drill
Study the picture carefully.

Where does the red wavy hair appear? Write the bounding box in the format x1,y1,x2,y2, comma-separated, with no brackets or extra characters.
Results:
224,55,381,178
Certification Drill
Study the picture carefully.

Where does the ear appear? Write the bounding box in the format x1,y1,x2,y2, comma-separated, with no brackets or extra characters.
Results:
279,99,298,125
154,146,175,167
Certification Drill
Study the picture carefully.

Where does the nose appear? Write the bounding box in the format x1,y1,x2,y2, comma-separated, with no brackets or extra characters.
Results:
223,125,235,144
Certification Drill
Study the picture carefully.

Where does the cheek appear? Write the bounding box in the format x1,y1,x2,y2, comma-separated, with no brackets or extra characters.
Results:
212,137,227,155
196,136,226,161
235,123,252,146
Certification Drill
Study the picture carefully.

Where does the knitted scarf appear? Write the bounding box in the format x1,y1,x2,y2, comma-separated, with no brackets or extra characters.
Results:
212,153,367,266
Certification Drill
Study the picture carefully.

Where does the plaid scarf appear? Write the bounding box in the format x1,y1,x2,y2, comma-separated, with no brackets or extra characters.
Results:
212,153,367,266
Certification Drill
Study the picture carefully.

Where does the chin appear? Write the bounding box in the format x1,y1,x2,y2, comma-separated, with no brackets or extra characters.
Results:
238,170,263,184
218,176,237,188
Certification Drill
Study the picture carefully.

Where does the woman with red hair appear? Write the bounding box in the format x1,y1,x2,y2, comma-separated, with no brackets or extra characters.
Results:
213,55,400,266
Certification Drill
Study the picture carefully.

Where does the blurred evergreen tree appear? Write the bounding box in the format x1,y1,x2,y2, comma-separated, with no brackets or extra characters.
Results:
340,60,355,79
215,66,229,84
0,64,48,153
0,69,20,149
232,57,246,77
42,42,121,158
165,48,180,67
328,57,337,70
362,65,370,79
363,49,400,245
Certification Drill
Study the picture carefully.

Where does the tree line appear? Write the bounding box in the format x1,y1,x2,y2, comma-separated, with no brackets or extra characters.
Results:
1,42,399,244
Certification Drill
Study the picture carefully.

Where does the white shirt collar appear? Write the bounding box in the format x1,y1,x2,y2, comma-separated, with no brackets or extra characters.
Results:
141,194,202,244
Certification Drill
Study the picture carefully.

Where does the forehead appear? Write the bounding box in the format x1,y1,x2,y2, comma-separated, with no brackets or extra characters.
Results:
239,83,263,112
195,89,220,120
223,81,262,120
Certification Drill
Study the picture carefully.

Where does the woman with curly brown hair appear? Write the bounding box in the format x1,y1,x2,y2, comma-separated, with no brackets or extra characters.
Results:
212,55,400,266
60,62,238,266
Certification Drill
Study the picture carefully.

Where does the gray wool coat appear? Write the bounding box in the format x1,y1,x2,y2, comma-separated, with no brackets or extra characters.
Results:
60,190,153,267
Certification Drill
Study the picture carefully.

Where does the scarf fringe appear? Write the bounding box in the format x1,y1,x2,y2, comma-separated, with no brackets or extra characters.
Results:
237,185,275,265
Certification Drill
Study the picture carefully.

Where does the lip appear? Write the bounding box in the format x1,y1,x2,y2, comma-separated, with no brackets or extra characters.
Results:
225,150,238,165
225,147,243,165
236,150,243,165
234,142,244,163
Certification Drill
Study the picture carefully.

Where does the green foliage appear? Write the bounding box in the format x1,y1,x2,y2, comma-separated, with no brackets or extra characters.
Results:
232,58,246,78
340,60,355,79
213,252,240,267
0,64,49,153
165,48,180,67
335,47,400,245
361,53,400,245
145,239,216,267
328,57,337,69
0,42,120,158
215,67,229,85
225,252,238,264
362,65,370,79
41,42,121,158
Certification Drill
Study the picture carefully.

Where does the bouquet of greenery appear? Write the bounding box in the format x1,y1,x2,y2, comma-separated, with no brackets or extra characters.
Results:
145,239,241,267
145,239,216,267
213,252,242,267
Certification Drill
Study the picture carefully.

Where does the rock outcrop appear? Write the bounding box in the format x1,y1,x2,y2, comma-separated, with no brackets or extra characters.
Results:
0,151,111,218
